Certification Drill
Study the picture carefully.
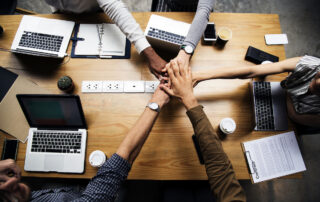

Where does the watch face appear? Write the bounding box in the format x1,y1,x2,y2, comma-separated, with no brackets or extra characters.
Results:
149,102,158,110
184,45,193,54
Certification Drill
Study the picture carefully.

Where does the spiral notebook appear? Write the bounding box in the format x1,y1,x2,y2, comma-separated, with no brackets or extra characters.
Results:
242,131,306,183
71,23,130,59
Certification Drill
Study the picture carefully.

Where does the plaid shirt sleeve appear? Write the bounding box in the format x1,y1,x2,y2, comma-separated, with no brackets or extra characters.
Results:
72,153,131,202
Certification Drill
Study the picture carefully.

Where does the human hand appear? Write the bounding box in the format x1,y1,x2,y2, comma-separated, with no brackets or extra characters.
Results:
160,60,198,110
0,159,21,191
150,86,170,108
142,47,167,79
162,50,191,75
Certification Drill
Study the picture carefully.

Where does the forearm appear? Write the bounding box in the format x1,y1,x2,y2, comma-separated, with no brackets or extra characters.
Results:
116,107,159,164
194,57,302,83
186,106,246,202
183,0,214,49
97,0,150,53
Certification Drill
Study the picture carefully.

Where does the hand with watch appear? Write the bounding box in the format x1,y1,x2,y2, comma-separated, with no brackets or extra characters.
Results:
162,44,194,77
146,87,170,112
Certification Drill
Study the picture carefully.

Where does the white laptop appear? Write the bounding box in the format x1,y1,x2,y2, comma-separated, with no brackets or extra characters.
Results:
144,14,190,52
17,94,87,173
11,15,75,58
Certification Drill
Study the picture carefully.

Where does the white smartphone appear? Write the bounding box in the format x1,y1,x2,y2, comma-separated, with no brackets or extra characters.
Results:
265,34,288,45
203,22,217,43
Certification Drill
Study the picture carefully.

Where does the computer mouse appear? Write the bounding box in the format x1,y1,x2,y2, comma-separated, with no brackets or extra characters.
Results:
0,25,3,35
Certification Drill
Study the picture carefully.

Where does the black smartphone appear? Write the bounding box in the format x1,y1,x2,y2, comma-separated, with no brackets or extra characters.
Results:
1,139,19,160
203,22,216,44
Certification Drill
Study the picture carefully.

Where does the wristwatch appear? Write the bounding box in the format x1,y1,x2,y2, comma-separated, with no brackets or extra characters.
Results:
181,45,194,55
146,102,160,112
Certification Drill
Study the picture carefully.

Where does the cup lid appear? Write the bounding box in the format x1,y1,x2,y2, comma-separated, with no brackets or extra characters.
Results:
220,118,236,134
89,150,106,167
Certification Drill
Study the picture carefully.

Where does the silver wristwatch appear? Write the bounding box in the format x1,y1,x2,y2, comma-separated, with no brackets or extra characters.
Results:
181,45,194,55
146,102,160,112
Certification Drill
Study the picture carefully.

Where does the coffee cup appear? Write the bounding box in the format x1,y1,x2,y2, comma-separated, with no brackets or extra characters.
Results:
219,118,236,135
89,150,106,167
215,27,232,49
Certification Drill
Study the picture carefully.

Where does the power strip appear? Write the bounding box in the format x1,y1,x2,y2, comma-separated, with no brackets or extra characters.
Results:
82,80,160,93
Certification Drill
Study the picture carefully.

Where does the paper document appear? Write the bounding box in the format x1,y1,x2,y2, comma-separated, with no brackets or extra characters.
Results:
242,131,306,183
75,23,126,57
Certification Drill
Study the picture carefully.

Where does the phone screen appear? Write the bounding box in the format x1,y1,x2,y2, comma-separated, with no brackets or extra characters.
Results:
2,139,18,160
204,24,216,39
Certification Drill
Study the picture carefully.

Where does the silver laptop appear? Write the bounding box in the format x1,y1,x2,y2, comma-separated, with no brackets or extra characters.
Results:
144,14,190,52
251,81,288,131
17,94,87,173
11,15,74,58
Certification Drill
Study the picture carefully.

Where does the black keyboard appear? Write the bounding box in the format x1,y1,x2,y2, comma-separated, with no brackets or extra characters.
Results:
19,31,63,52
253,82,275,130
147,27,185,45
31,131,82,154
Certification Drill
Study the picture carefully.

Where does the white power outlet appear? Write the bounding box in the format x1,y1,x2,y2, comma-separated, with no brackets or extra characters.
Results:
145,81,160,93
123,81,145,93
103,81,124,92
82,81,103,93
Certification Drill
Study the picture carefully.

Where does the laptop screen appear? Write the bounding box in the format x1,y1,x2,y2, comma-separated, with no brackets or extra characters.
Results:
17,95,87,129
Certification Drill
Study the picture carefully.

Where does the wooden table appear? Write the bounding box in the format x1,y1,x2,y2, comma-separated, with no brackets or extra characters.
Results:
0,12,296,180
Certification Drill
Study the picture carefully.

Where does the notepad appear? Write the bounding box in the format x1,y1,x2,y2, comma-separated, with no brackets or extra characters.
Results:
72,23,129,58
242,131,306,183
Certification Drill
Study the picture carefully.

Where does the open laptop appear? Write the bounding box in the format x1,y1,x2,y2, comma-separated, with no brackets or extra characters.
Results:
144,14,190,52
11,15,74,58
251,81,288,131
17,94,87,173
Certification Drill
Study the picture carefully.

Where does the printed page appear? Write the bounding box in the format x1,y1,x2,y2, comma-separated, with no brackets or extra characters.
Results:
75,24,99,56
100,24,126,56
243,131,306,183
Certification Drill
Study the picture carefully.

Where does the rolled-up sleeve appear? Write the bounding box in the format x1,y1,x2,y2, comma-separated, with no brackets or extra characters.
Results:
74,153,131,202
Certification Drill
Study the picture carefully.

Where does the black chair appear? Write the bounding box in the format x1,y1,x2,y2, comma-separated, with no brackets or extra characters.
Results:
0,0,17,14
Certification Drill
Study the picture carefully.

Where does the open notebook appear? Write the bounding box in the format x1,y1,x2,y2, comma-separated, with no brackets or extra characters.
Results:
71,23,130,59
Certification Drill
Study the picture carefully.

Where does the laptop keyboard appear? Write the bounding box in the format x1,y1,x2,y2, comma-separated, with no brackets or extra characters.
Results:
31,131,82,154
19,31,63,52
253,82,275,130
147,27,185,45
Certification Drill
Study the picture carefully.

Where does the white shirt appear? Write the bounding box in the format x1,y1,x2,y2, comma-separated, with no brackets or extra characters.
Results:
45,0,150,54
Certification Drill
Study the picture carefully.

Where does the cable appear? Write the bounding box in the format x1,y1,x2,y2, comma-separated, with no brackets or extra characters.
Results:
0,47,11,52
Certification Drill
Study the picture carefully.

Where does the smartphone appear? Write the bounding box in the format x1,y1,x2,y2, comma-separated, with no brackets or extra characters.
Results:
1,139,19,160
203,22,217,44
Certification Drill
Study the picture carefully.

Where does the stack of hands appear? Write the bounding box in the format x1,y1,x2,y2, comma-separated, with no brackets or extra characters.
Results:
147,48,199,111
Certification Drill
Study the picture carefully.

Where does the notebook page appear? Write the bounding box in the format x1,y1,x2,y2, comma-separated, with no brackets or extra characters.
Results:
100,24,126,56
243,131,306,183
75,24,99,56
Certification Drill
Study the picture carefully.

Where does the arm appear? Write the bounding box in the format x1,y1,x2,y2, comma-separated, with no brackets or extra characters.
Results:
97,0,167,78
168,0,215,70
160,61,246,202
193,57,302,86
287,96,320,127
76,88,169,201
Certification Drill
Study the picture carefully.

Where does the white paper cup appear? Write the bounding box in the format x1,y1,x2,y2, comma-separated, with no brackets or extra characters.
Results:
89,150,106,167
219,118,236,135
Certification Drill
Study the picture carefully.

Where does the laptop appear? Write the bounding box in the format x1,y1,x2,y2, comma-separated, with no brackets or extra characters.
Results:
251,81,288,131
11,15,75,58
17,94,87,173
144,14,190,52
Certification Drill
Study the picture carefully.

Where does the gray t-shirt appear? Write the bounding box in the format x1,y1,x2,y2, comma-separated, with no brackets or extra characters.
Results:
281,55,320,114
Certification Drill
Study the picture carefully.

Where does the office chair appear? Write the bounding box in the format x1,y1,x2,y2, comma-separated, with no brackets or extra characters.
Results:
0,0,36,15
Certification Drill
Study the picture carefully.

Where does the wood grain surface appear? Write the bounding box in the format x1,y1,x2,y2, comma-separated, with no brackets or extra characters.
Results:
0,13,300,180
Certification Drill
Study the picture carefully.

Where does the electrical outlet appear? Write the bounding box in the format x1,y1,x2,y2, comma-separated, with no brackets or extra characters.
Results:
145,81,160,93
123,81,145,93
82,81,103,93
103,81,124,92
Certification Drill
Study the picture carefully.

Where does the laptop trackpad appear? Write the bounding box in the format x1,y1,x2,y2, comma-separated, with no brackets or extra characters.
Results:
44,155,64,171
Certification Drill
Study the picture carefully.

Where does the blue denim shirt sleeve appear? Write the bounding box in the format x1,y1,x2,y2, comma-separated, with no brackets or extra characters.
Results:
73,153,131,202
